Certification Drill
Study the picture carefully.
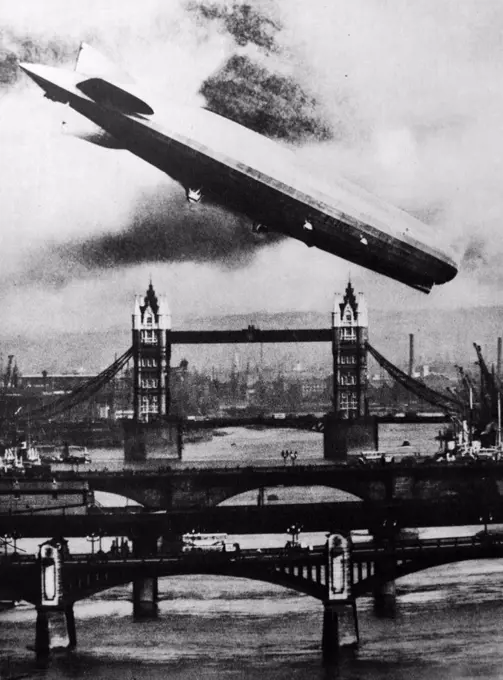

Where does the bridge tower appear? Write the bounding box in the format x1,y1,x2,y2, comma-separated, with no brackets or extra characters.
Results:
324,281,377,460
124,283,181,461
132,282,171,421
331,279,368,418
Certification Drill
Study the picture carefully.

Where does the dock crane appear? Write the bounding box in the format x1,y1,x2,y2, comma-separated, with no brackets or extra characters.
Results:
472,343,502,448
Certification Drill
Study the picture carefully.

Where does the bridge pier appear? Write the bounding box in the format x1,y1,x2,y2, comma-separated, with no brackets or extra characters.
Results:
322,601,359,659
133,576,159,618
35,605,76,656
65,604,77,648
322,534,359,659
132,535,159,618
372,556,397,617
34,539,77,656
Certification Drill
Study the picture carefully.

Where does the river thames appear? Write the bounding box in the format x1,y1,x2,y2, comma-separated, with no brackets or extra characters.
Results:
2,562,503,680
1,423,501,679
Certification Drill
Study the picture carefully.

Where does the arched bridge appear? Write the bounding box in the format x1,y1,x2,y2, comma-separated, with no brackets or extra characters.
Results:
4,534,502,658
4,550,329,604
3,534,502,606
56,461,503,510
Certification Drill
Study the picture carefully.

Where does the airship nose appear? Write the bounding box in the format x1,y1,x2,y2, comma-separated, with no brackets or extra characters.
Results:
19,62,44,78
19,62,54,89
19,62,74,104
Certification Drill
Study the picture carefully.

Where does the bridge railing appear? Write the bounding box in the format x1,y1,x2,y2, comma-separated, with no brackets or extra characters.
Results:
3,535,501,567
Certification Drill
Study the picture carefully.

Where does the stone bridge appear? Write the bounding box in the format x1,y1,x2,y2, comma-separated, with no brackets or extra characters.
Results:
56,461,503,510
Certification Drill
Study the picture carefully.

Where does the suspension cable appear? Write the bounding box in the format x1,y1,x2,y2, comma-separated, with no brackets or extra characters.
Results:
366,342,465,414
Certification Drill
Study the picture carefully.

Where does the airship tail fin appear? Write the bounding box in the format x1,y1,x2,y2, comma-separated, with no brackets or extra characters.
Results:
75,42,133,85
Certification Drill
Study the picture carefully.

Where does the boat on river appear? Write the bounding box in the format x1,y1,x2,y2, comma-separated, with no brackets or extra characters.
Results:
0,440,45,475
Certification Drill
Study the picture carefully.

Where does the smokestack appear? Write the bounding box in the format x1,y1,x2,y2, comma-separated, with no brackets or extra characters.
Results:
409,334,414,377
498,337,502,383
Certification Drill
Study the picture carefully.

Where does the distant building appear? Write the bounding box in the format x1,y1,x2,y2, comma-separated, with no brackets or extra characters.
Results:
331,281,368,419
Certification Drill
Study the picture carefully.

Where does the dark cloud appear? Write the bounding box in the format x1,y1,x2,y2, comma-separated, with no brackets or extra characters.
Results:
188,1,280,53
462,237,487,270
70,191,281,269
17,189,283,287
201,54,332,143
189,1,333,143
0,28,75,87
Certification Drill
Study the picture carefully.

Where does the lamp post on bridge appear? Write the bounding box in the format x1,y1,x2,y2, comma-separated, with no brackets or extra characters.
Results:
286,523,303,550
10,530,21,557
0,531,22,557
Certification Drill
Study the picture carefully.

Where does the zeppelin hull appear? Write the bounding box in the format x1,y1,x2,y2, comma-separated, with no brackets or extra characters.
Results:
19,60,458,292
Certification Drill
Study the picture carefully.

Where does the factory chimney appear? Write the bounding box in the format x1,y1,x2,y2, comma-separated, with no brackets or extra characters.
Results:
498,337,502,384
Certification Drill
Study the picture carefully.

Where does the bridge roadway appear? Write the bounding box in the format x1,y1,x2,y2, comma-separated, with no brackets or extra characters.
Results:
0,495,499,537
51,460,503,510
2,534,502,605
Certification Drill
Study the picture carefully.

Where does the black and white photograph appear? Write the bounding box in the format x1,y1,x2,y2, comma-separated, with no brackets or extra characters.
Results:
1,1,503,678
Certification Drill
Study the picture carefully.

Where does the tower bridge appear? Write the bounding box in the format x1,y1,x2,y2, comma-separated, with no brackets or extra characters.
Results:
11,279,463,461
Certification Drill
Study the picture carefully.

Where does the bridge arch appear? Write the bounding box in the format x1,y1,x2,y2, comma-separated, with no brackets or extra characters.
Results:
14,554,503,606
93,490,143,511
63,559,327,603
218,485,363,506
83,466,382,511
353,555,502,598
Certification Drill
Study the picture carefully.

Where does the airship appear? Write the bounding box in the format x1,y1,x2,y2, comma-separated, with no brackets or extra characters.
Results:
20,44,458,292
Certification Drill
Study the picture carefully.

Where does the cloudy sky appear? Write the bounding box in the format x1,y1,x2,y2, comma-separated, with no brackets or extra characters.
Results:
2,0,503,338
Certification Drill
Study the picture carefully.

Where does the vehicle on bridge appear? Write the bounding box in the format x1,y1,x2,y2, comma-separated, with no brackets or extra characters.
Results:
182,532,239,553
